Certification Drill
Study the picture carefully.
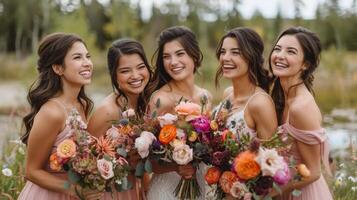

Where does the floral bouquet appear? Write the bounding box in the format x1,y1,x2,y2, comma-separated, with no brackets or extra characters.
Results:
141,97,212,199
49,109,132,199
203,100,294,199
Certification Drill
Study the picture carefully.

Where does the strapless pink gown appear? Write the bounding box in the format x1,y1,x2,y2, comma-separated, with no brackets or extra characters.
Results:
280,122,333,200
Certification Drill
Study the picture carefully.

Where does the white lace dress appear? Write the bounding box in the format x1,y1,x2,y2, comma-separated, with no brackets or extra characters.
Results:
146,163,207,200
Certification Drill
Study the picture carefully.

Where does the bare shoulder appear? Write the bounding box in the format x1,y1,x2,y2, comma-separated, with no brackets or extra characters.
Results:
248,92,274,112
37,101,66,124
289,96,322,130
223,86,233,99
148,88,175,114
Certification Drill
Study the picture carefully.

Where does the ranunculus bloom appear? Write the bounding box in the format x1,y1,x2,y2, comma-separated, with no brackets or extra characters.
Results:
122,108,135,118
135,131,156,158
191,116,211,133
97,158,114,180
219,171,238,194
205,166,221,185
174,102,201,121
57,139,76,159
188,131,198,142
255,147,285,176
233,151,261,180
157,113,178,127
230,181,249,199
172,144,193,165
49,153,62,171
159,124,177,144
273,161,291,185
297,164,311,178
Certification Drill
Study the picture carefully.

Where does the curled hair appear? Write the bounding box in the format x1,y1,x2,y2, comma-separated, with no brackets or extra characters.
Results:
269,26,321,124
22,33,93,144
107,39,153,117
215,27,271,92
150,26,203,91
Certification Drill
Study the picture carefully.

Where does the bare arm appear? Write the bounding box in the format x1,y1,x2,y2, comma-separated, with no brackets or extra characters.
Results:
25,102,75,196
247,94,277,140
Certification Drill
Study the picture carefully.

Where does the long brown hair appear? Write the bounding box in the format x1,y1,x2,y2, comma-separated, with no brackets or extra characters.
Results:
269,26,321,124
107,38,153,117
150,26,203,91
21,33,93,144
215,27,271,92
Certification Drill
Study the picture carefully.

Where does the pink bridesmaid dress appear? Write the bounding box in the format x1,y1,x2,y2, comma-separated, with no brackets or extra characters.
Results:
18,124,77,200
280,120,333,200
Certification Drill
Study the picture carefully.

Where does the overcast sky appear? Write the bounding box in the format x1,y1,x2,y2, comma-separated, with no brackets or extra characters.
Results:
132,0,355,19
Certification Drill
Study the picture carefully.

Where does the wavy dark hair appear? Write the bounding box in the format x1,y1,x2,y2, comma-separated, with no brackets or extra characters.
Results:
215,27,271,92
21,33,93,144
269,26,321,124
150,26,203,91
107,38,153,117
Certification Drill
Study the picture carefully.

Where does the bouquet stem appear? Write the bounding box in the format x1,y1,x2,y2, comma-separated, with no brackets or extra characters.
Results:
174,177,201,200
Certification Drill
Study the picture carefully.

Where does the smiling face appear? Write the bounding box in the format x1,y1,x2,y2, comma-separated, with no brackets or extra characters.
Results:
270,35,306,80
162,40,195,81
116,53,150,96
218,37,249,80
59,41,93,86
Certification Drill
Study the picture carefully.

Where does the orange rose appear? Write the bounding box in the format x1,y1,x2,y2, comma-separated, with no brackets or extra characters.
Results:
233,151,261,180
174,102,201,120
57,139,76,159
297,164,311,178
219,171,238,193
205,167,221,185
159,124,177,144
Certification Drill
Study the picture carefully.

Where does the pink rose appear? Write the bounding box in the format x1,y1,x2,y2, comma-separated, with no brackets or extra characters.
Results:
135,131,156,158
122,108,135,118
97,158,114,180
157,113,178,127
172,144,193,165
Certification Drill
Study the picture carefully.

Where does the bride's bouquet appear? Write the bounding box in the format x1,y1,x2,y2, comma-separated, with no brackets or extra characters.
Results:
203,100,294,199
138,98,212,199
49,109,132,199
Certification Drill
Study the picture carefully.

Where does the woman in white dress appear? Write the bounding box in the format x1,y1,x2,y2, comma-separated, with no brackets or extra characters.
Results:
146,26,212,200
214,27,277,150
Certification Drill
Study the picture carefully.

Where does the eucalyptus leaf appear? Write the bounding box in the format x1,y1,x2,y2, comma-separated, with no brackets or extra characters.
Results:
144,159,152,173
68,170,80,183
155,98,161,108
117,148,127,158
135,160,144,177
273,182,282,194
121,177,128,190
292,189,302,196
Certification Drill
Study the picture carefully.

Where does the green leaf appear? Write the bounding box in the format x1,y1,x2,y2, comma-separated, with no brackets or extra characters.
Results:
117,148,127,158
121,177,128,190
135,160,144,177
144,159,152,173
68,170,80,183
155,98,161,108
273,182,282,194
292,189,302,196
151,110,157,119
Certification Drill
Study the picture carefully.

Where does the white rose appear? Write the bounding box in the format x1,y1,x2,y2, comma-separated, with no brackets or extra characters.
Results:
97,158,114,180
255,147,285,176
172,144,193,165
157,113,178,127
135,131,156,158
122,109,135,118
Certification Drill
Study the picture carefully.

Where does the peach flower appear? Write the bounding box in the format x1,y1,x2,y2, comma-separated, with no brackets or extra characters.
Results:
174,102,201,121
219,171,238,193
57,139,76,159
159,124,177,144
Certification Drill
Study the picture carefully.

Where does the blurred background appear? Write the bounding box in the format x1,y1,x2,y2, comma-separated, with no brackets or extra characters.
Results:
0,0,356,199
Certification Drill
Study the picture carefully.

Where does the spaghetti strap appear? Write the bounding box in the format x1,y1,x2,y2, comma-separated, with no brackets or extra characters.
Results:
243,92,271,111
49,99,68,117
